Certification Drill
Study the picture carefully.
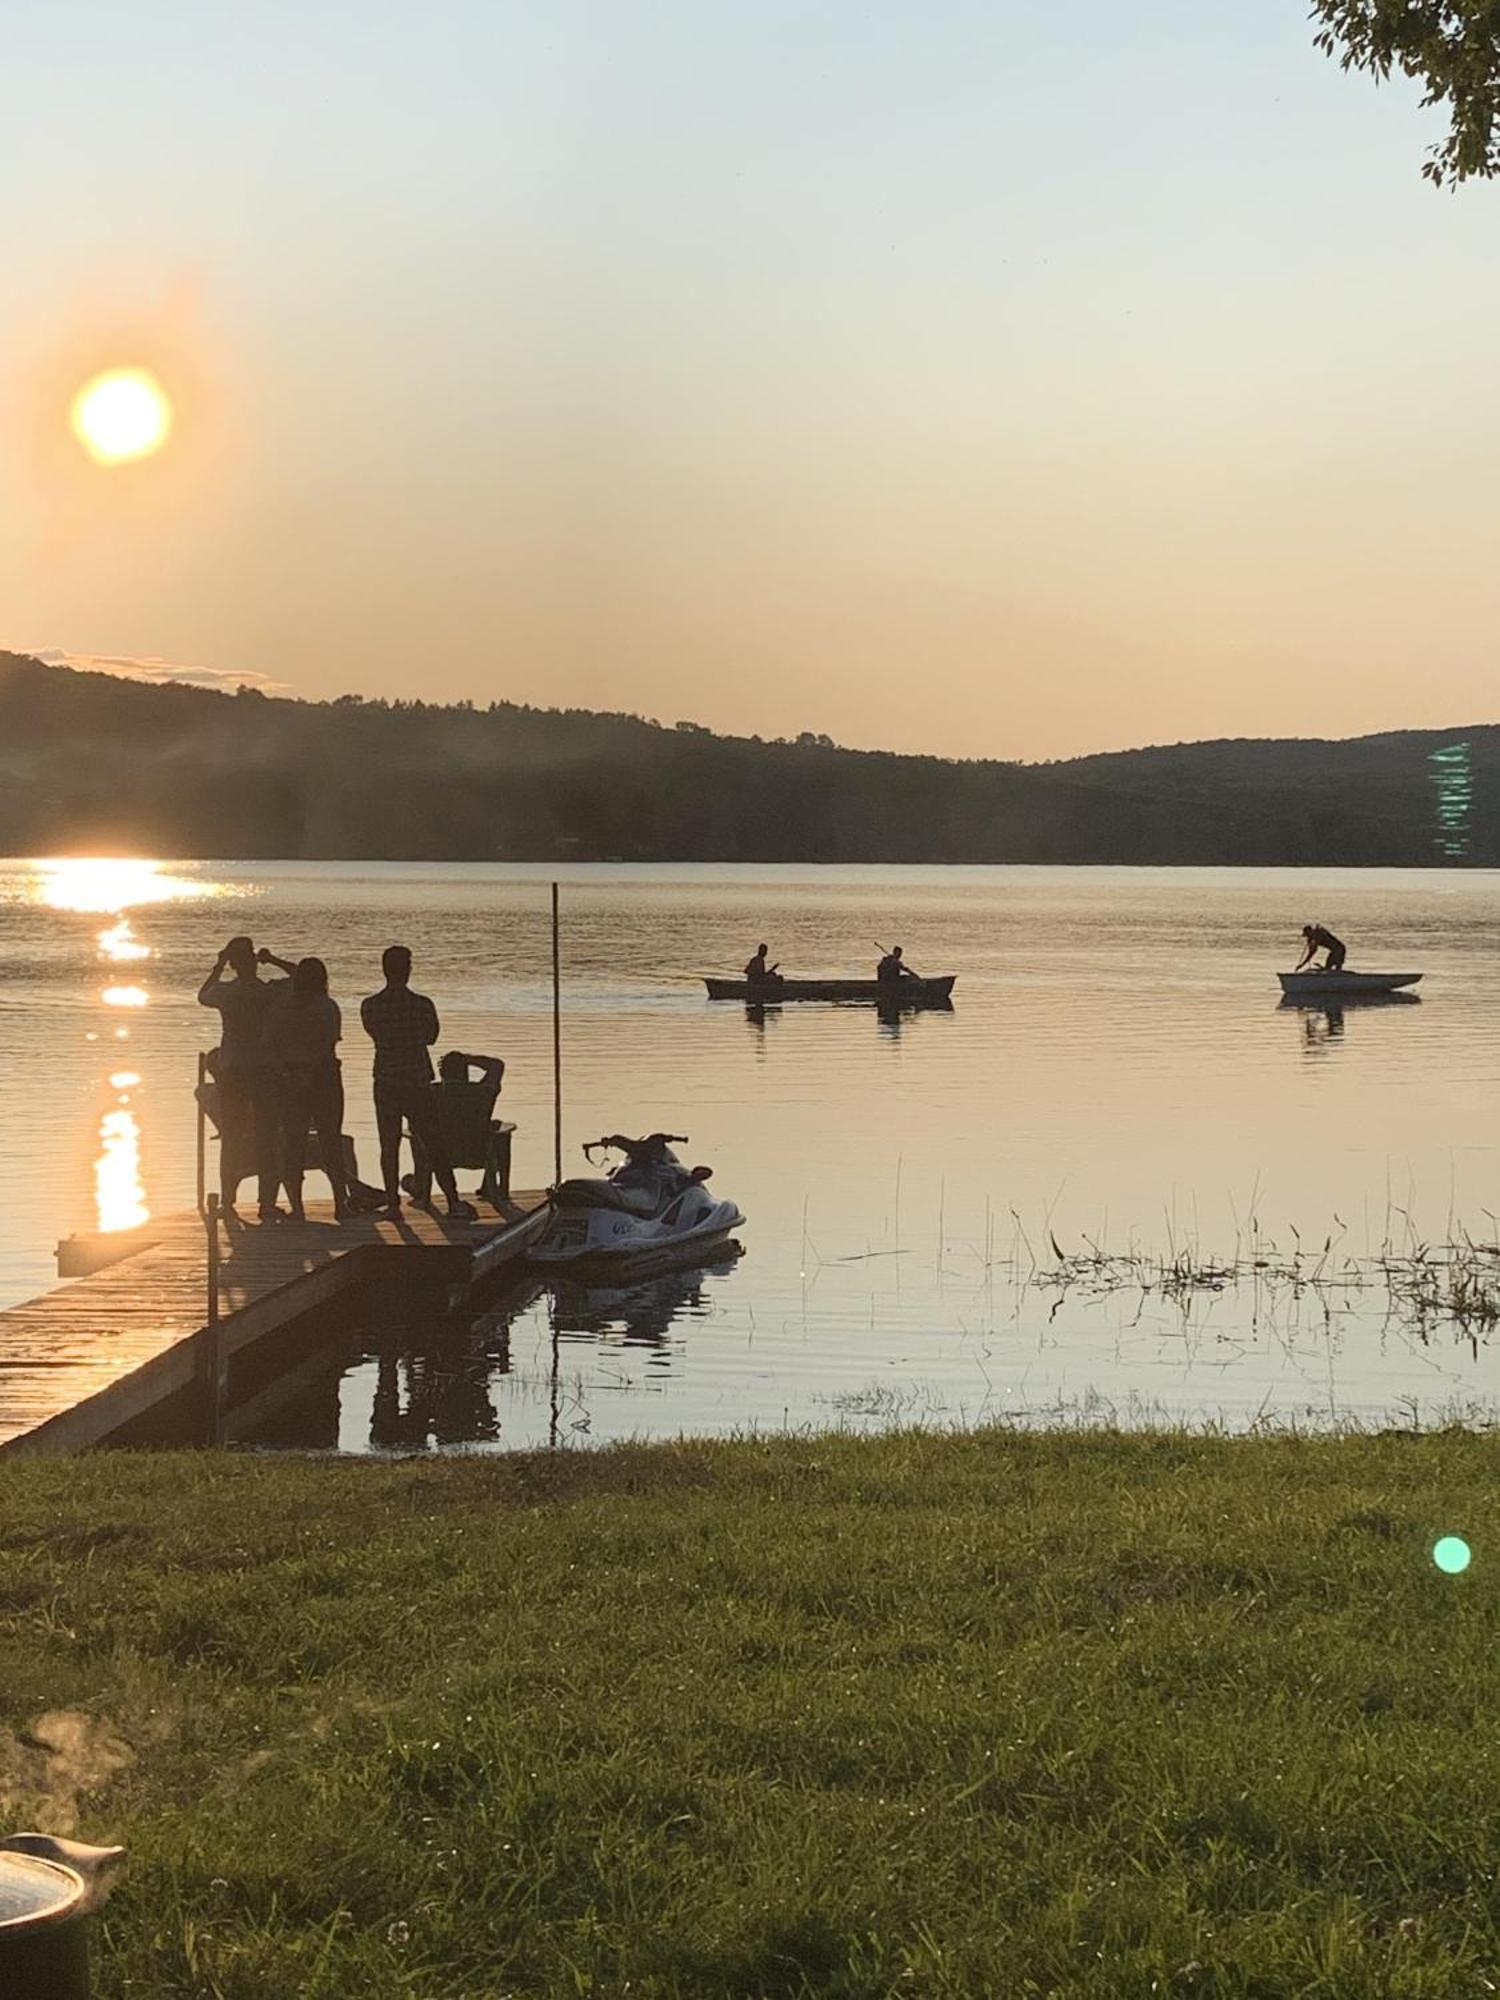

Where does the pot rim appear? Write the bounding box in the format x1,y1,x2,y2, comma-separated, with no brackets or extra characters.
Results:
0,1851,86,1933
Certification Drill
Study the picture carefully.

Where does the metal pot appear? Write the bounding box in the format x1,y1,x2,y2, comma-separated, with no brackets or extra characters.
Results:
0,1834,124,2000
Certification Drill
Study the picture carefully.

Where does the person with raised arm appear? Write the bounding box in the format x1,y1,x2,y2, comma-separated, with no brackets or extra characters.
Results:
197,935,292,1222
404,1051,509,1207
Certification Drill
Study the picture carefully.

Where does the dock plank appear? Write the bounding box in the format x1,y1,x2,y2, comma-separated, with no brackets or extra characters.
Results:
0,1193,547,1458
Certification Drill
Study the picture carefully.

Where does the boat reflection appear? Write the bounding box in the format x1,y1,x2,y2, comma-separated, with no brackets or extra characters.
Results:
744,1002,780,1045
877,994,954,1038
1280,990,1422,1054
739,995,955,1041
550,1248,744,1347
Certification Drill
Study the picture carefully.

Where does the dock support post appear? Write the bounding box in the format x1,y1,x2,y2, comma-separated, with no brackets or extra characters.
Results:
551,881,562,1186
206,1194,220,1326
195,1053,207,1218
204,1194,226,1444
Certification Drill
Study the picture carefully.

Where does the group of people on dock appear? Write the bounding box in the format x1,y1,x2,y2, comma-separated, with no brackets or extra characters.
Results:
199,937,506,1226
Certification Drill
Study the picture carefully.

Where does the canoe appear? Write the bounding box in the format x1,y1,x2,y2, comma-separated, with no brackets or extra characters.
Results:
1277,971,1421,997
705,974,957,1004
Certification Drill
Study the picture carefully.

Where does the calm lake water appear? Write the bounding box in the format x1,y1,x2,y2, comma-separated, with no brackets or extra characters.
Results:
3,858,1498,1447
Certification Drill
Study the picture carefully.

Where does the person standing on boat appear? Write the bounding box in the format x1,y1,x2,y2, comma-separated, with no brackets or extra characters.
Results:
743,943,778,986
1295,924,1347,973
197,934,294,1222
876,944,916,987
359,945,475,1219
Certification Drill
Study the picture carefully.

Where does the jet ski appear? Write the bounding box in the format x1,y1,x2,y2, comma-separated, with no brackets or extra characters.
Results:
530,1133,746,1271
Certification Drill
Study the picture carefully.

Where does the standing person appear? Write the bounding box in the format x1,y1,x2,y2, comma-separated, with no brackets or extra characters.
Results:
359,945,475,1219
1295,924,1347,973
265,957,348,1222
197,935,293,1222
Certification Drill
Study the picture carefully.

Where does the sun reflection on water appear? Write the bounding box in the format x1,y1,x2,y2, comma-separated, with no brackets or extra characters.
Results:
30,857,225,915
95,1106,148,1232
98,918,151,962
101,984,149,1008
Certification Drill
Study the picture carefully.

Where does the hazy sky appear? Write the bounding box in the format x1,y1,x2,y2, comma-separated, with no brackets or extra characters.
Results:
5,2,1497,760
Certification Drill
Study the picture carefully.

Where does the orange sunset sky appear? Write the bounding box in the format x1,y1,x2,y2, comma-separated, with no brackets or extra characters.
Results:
4,2,1497,761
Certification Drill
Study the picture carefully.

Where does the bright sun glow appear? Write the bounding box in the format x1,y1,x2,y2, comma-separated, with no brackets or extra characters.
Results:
33,857,221,915
70,367,172,464
102,985,149,1009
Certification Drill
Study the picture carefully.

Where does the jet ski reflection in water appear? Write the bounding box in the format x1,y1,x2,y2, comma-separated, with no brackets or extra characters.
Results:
531,1133,746,1271
550,1248,744,1345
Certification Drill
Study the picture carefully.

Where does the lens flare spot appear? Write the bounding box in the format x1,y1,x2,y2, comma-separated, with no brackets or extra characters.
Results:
70,367,171,464
98,919,150,962
102,985,149,1009
1433,1536,1471,1575
95,1107,149,1233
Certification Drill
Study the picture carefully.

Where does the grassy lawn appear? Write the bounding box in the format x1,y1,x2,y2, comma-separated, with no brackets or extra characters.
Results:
2,1429,1499,1998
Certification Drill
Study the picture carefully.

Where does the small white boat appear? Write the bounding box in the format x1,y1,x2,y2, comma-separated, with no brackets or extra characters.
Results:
1278,970,1422,998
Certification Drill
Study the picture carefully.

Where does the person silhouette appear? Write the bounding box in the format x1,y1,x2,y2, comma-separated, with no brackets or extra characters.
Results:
359,945,475,1219
403,1052,509,1206
197,934,294,1221
1295,924,1347,973
264,956,349,1221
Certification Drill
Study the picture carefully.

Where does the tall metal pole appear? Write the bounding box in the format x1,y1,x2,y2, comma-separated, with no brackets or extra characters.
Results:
551,881,562,1186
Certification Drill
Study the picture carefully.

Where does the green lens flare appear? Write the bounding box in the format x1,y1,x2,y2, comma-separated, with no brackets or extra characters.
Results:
1433,1537,1472,1575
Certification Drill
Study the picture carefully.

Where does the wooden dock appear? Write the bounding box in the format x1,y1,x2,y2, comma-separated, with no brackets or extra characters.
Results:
0,1195,548,1459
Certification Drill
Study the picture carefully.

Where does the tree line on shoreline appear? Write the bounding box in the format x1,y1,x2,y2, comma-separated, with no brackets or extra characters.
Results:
0,652,1491,865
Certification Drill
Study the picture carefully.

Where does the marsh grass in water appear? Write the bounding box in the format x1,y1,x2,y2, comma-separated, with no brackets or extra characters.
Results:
4,1432,1500,1996
1010,1213,1500,1351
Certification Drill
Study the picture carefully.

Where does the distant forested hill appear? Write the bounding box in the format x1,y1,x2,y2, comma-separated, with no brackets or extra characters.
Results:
0,652,1490,865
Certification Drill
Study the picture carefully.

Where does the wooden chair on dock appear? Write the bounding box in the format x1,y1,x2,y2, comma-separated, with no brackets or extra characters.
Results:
405,1116,515,1205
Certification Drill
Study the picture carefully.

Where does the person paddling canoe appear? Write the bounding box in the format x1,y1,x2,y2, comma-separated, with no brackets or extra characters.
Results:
1295,924,1347,973
743,943,780,986
876,944,919,987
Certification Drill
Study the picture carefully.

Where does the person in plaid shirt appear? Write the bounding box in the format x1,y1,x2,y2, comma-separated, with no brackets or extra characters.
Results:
359,944,475,1218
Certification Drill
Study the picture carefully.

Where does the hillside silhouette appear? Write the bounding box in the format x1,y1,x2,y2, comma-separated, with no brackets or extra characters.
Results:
0,652,1489,865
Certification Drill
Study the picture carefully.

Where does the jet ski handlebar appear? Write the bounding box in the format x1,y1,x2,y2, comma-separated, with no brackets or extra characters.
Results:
583,1132,688,1163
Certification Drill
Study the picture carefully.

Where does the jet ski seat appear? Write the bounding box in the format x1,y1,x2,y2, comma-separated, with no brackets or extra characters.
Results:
554,1178,661,1216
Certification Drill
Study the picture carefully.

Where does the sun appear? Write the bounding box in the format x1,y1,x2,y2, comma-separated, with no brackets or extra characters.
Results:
70,367,172,465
